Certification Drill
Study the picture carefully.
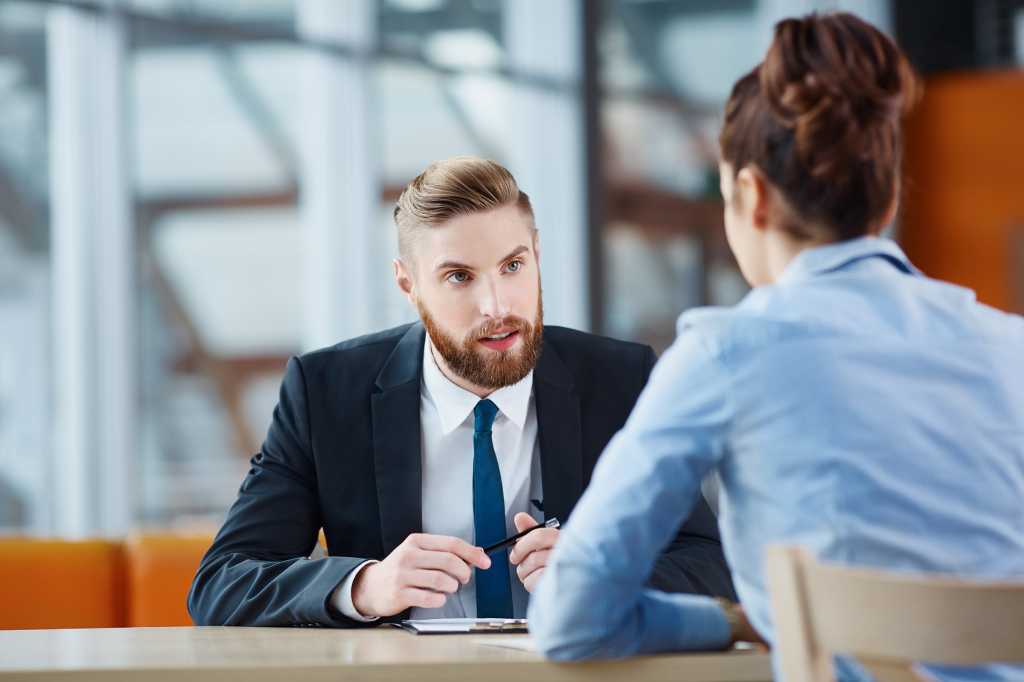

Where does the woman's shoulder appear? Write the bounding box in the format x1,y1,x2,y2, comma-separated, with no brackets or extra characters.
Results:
675,298,806,362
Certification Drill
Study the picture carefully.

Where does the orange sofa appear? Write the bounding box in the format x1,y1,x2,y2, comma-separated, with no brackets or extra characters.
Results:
124,533,215,627
0,533,212,630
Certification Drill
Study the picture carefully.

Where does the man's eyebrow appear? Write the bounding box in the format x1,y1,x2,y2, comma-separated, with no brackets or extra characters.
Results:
434,259,473,272
433,245,530,273
499,245,530,265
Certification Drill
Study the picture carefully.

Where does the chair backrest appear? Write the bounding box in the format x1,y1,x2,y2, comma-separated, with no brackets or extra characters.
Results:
123,533,213,626
0,537,126,629
766,545,1024,682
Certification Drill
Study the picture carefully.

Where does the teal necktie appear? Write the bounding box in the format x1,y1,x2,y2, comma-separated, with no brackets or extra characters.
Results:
473,399,513,618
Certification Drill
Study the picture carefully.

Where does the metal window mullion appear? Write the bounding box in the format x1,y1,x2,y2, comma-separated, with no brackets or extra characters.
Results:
48,3,135,537
504,0,589,331
298,0,379,350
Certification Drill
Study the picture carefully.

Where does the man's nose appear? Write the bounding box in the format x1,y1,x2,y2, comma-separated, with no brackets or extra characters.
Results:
478,277,510,319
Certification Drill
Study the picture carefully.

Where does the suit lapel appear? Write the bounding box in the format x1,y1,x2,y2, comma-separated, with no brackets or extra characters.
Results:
372,324,426,554
370,326,584,549
533,338,583,525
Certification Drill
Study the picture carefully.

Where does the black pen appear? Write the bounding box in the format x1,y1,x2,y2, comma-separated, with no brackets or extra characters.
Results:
482,518,560,555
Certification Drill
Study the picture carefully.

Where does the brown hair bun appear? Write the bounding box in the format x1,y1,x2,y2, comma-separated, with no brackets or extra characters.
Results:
720,12,921,240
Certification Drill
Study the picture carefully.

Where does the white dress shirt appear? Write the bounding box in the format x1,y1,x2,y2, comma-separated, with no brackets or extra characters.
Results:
333,338,542,621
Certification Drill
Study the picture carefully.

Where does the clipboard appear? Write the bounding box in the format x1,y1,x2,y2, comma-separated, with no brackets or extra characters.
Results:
393,618,528,635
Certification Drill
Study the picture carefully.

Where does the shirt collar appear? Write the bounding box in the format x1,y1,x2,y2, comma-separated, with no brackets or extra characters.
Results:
421,337,534,435
777,236,921,285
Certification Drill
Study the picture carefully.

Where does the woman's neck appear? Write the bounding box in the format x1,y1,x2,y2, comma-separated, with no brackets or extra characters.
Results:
763,229,839,283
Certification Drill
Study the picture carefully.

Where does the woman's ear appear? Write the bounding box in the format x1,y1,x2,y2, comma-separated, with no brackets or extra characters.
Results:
737,166,771,232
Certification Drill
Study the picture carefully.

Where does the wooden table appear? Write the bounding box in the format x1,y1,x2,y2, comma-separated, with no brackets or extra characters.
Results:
0,626,773,681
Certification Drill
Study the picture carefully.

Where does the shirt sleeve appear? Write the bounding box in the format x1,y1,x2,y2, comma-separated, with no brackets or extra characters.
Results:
332,560,381,622
528,325,734,660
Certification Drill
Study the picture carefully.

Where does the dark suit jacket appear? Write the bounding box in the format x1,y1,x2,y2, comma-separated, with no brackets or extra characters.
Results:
188,323,735,627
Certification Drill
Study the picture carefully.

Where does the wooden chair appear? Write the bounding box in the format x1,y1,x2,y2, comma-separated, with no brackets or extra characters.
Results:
766,545,1024,682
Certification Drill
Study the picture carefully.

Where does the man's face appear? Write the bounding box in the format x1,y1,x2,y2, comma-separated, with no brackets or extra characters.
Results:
395,203,543,390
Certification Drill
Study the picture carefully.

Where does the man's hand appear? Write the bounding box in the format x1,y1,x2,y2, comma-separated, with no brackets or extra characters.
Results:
351,534,490,617
508,512,559,592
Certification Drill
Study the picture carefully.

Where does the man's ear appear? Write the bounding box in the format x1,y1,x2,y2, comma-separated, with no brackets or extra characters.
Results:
393,258,416,304
737,166,771,232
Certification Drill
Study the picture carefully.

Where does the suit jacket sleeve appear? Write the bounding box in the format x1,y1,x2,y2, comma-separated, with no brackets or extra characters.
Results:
639,346,737,600
187,357,370,627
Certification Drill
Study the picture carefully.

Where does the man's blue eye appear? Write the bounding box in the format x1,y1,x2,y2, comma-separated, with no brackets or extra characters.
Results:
507,260,522,273
448,271,469,284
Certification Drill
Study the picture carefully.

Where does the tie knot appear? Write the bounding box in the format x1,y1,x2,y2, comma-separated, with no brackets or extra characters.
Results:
474,399,499,433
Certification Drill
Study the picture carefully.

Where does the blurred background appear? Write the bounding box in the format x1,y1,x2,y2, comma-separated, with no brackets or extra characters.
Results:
1,0,1022,538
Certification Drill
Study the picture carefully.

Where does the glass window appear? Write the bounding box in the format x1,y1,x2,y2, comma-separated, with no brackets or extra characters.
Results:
599,0,757,351
0,1,51,532
128,1,520,527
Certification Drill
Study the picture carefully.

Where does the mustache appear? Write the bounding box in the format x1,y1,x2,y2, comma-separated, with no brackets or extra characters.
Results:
471,316,530,340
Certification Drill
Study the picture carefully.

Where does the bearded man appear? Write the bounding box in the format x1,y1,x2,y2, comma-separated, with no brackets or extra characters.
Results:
188,157,734,627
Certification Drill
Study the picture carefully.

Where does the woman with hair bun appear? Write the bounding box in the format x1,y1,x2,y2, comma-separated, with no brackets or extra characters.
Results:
530,13,1023,681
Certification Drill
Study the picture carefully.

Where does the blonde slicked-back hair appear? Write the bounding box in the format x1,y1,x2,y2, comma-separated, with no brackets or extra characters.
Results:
393,156,535,263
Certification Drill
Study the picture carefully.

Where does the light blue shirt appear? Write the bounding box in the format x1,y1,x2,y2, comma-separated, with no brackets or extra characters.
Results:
529,237,1024,681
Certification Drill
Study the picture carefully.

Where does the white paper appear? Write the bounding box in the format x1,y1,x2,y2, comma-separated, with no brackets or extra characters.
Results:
399,618,527,633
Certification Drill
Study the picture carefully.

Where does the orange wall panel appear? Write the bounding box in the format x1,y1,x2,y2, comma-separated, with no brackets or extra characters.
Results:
900,70,1024,312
